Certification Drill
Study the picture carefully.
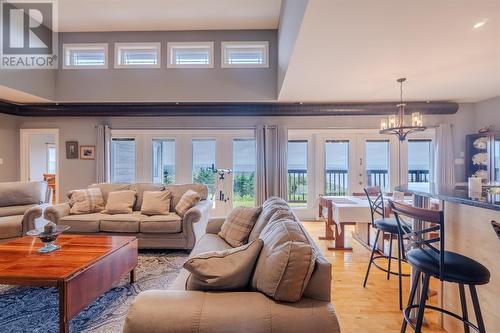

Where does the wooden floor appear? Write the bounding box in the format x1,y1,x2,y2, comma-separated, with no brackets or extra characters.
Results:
302,221,447,333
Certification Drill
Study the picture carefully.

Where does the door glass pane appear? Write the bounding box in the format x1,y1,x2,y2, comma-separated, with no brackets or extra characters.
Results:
287,140,308,206
152,139,176,184
408,139,432,183
233,139,256,207
494,138,500,181
192,139,216,197
325,140,349,195
365,140,389,189
111,138,136,182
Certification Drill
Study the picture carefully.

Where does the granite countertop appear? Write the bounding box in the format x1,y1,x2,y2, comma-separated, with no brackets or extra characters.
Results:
396,183,500,212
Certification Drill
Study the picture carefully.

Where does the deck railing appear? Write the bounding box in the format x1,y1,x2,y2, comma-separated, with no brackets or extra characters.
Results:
408,169,430,183
288,169,308,203
325,169,349,196
287,169,431,203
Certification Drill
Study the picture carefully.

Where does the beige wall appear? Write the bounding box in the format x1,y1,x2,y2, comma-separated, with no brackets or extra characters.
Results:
55,30,277,102
0,114,20,182
474,95,500,130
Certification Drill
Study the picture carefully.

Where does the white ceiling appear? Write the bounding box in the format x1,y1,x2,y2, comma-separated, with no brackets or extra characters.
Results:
278,0,500,103
58,0,282,32
0,85,50,103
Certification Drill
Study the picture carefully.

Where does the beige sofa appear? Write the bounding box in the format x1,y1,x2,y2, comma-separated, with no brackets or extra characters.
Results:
0,181,52,244
124,197,341,333
44,183,211,249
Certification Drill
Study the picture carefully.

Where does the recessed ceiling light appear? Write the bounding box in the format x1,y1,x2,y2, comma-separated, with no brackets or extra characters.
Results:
473,19,488,29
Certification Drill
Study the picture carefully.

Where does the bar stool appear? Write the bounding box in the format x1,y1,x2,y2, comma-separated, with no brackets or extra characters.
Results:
362,186,411,310
389,200,491,333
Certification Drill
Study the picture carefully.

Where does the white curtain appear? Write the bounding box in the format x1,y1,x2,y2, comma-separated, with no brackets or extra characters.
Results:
256,125,288,205
96,124,111,183
434,123,455,185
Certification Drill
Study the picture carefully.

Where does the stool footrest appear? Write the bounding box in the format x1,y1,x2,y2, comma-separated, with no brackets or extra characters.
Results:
403,304,480,332
371,255,411,277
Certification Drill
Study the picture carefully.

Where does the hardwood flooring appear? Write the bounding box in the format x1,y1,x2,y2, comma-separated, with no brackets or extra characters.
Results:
302,221,447,333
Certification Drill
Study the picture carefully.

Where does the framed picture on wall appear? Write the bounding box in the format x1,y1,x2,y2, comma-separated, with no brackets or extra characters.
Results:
80,146,96,160
66,141,78,159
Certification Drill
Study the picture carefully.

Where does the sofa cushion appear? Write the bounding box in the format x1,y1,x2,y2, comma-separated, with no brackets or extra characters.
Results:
251,218,316,302
248,197,291,242
140,191,171,215
69,188,105,215
189,234,233,258
100,212,145,233
0,215,23,239
59,213,105,233
131,183,165,211
0,204,36,217
0,181,48,207
175,190,201,217
218,206,262,247
88,183,131,204
140,214,182,234
102,190,137,214
184,239,264,291
165,184,208,211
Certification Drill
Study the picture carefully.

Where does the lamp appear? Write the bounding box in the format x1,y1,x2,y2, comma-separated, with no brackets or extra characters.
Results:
379,78,426,141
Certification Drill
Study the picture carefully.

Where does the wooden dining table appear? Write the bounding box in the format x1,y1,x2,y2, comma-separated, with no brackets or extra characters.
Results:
318,195,413,251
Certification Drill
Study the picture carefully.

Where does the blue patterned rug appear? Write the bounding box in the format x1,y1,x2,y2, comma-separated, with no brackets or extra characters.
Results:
0,251,188,333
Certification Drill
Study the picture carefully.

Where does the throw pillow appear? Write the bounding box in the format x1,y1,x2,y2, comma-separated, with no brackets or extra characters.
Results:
175,190,201,216
69,188,104,215
101,190,137,214
219,206,262,247
140,190,171,215
251,218,316,302
184,239,264,291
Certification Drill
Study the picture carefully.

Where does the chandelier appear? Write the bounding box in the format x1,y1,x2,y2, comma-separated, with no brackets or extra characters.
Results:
379,78,426,141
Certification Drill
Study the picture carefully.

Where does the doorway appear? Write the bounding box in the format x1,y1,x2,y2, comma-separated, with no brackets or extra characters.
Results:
20,129,59,203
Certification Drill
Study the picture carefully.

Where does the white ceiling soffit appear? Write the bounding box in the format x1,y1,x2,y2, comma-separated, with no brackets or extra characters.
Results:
58,0,282,32
0,85,51,103
278,0,500,103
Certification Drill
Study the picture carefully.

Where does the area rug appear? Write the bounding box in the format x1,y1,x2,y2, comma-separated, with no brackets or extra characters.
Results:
0,250,188,333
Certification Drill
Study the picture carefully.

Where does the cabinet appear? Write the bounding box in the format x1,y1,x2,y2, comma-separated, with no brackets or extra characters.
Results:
465,132,500,182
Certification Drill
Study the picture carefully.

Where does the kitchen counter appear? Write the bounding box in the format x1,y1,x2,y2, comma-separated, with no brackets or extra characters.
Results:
396,182,500,211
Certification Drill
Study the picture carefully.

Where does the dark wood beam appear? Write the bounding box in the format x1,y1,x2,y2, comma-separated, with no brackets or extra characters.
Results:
0,100,458,117
0,100,21,116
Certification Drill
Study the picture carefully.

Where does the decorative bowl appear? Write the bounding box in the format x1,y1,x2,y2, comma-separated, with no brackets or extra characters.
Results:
27,223,70,254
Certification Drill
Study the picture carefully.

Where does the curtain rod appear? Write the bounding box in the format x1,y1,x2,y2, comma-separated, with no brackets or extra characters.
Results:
95,125,258,130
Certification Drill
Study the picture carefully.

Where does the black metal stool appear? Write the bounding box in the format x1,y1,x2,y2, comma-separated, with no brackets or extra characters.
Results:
389,200,491,333
362,186,411,310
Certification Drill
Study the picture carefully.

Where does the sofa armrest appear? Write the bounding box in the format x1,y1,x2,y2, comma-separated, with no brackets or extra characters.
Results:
124,291,341,333
44,203,71,224
21,205,43,234
182,200,212,248
206,217,225,234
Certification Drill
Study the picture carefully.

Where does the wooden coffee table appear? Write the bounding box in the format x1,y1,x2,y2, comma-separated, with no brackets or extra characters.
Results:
0,235,138,333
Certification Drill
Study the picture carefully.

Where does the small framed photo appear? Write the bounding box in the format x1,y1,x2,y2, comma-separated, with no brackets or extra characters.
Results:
66,141,78,159
80,146,96,160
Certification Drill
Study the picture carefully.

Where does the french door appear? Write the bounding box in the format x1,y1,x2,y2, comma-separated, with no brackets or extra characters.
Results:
319,133,397,195
110,129,256,216
290,129,416,219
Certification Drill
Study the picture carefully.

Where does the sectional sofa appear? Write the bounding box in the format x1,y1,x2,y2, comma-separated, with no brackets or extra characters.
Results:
124,197,341,333
44,183,211,249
